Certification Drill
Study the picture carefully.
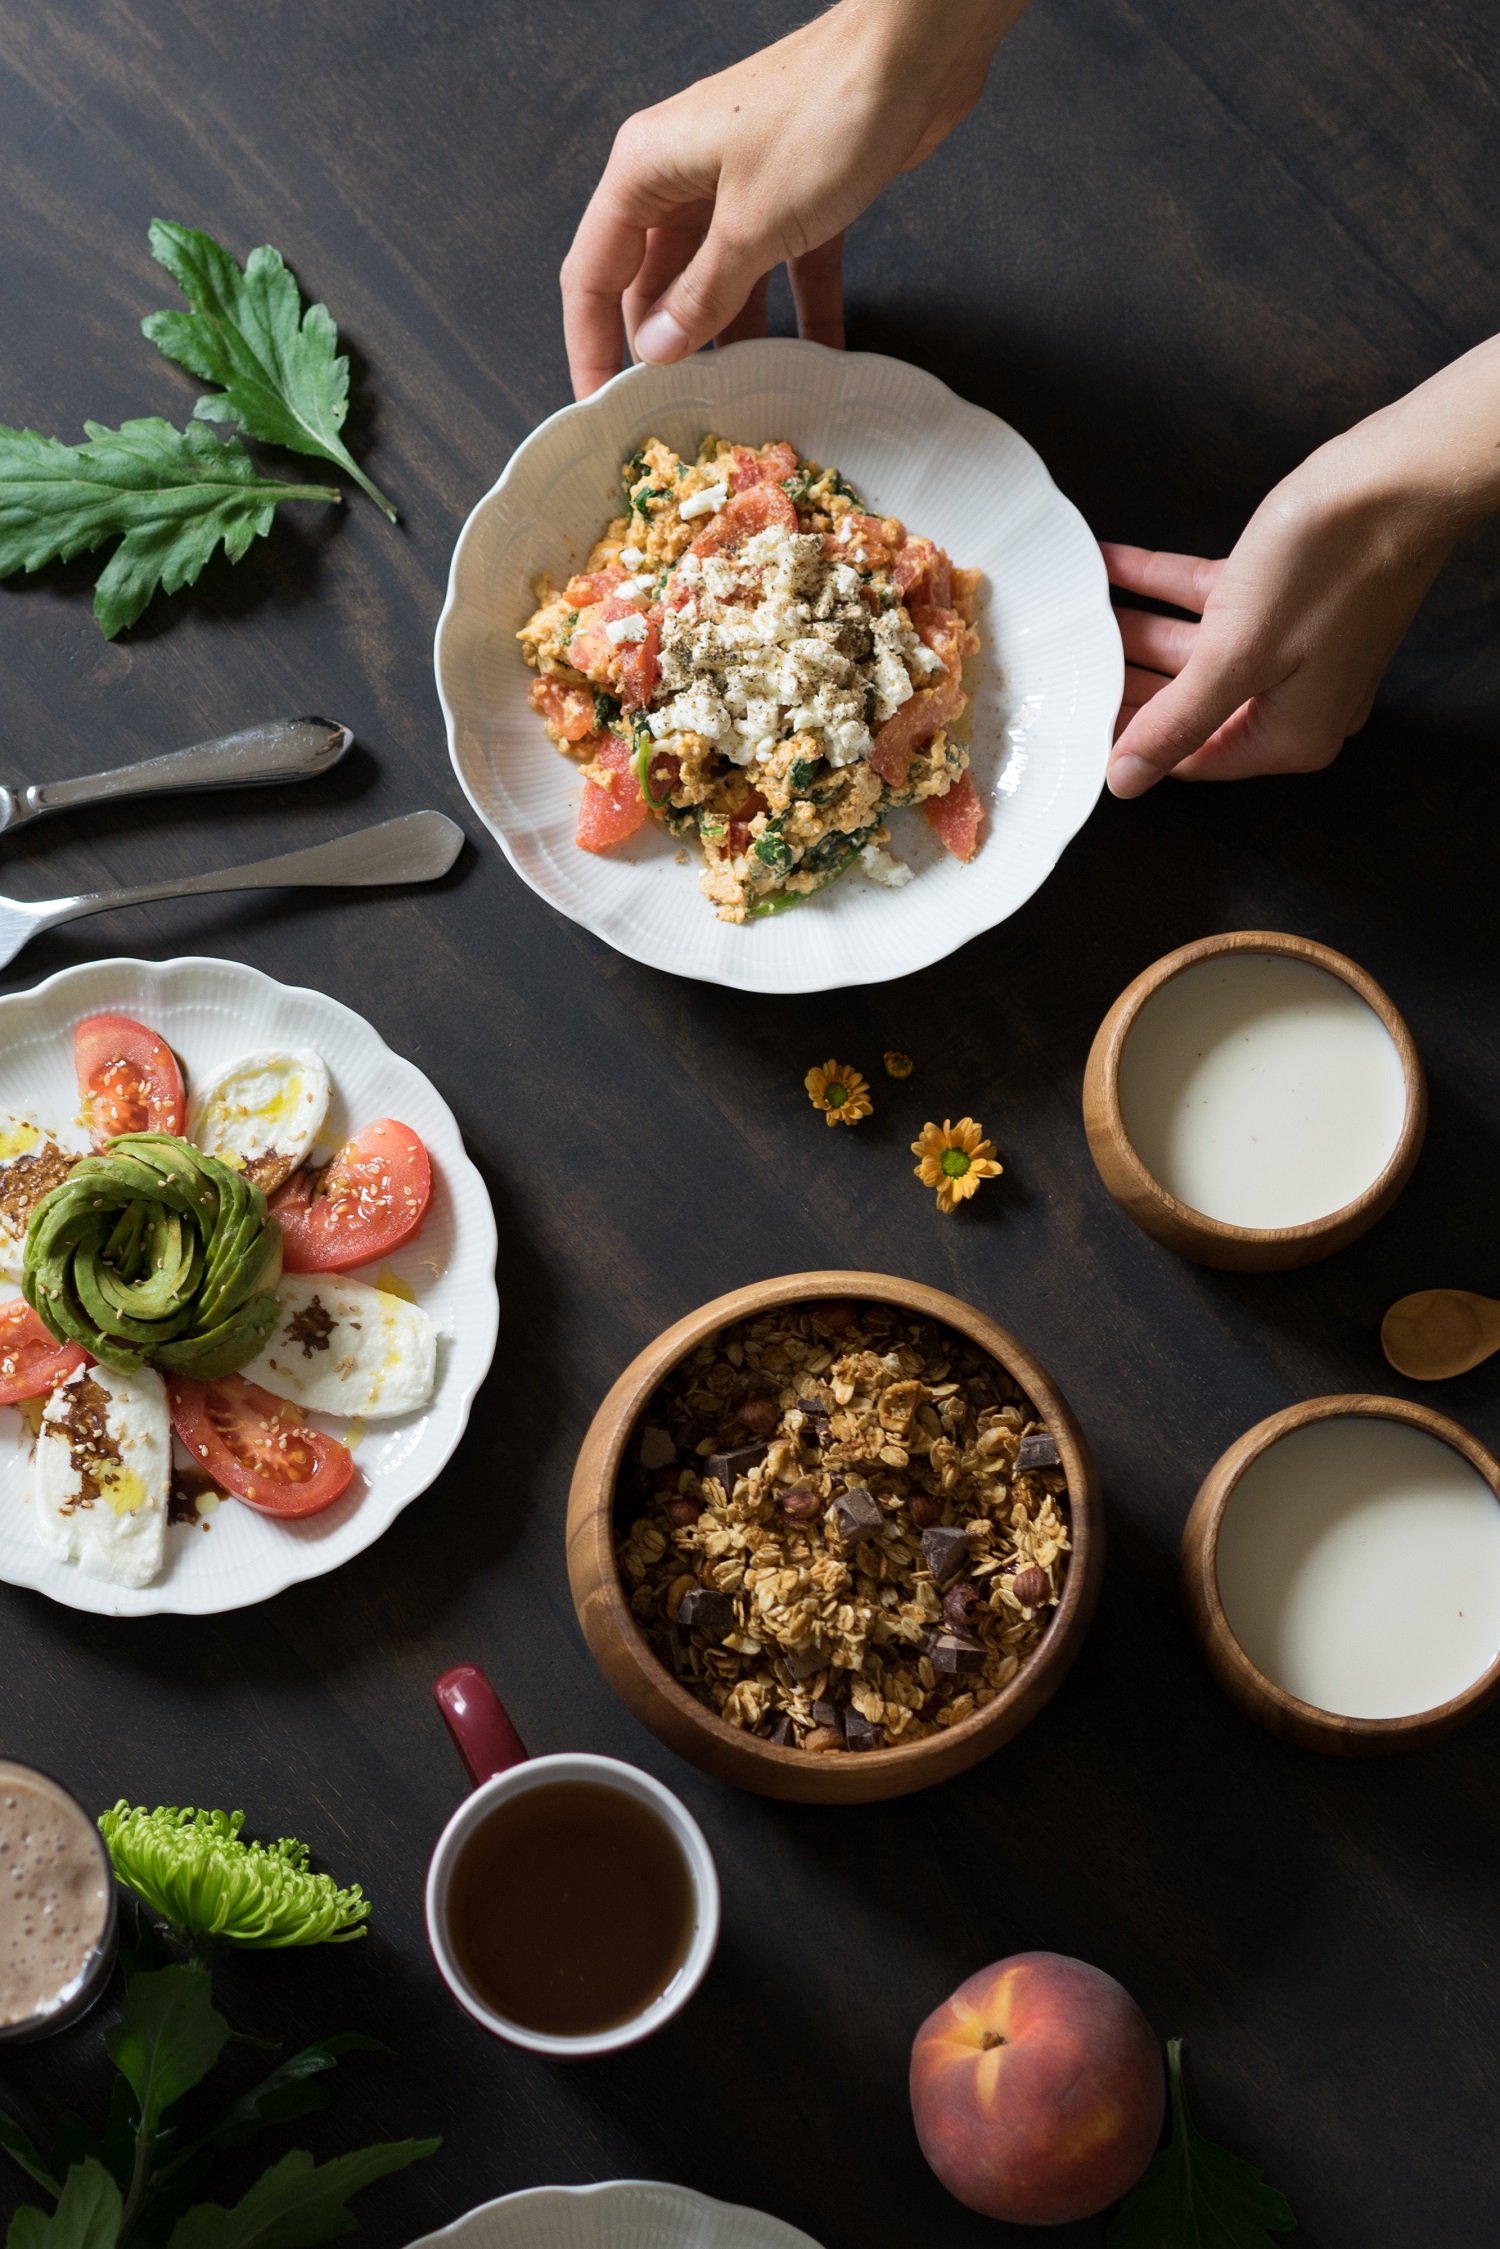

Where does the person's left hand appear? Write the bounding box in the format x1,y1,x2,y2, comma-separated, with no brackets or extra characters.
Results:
1101,447,1455,797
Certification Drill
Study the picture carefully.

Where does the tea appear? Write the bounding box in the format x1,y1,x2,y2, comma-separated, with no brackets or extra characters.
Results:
0,1762,112,2034
444,1781,694,2037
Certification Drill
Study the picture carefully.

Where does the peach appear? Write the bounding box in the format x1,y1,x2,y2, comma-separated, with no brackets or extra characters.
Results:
909,1951,1164,2225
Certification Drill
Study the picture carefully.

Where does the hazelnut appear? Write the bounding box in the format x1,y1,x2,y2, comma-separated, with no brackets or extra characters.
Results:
810,1298,858,1333
779,1485,821,1523
1012,1565,1049,1608
802,1724,846,1753
908,1491,942,1529
736,1391,780,1436
943,1581,980,1630
663,1494,702,1529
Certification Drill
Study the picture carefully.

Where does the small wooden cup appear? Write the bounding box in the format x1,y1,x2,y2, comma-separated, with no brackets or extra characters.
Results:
567,1271,1103,1804
1182,1394,1500,1754
1083,930,1426,1270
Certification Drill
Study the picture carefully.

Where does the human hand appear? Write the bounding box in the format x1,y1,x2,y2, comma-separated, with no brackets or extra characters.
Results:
560,0,1026,398
1104,442,1461,798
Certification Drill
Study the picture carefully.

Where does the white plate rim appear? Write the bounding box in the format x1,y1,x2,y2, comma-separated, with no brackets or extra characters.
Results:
0,954,499,1617
434,336,1121,994
405,2178,826,2248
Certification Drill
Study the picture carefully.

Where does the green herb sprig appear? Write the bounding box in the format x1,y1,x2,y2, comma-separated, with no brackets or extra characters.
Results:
98,1805,370,1955
0,1903,433,2249
143,221,397,523
1109,2039,1296,2247
0,418,337,640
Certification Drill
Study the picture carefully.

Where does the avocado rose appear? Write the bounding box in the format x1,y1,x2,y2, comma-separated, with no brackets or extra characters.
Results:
23,1131,283,1379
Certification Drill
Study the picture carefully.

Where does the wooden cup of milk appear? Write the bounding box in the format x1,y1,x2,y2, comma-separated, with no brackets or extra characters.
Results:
1182,1396,1500,1752
1083,932,1426,1268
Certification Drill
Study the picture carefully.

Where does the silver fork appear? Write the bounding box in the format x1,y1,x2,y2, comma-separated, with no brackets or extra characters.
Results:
0,811,464,972
0,716,353,836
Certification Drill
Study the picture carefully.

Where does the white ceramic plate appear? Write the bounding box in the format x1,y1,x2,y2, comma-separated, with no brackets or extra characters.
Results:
436,337,1120,994
0,956,498,1617
406,2181,824,2249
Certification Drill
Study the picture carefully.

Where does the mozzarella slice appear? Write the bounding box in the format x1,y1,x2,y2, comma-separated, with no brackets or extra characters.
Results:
188,1049,331,1192
0,1114,83,1282
32,1363,170,1589
240,1273,437,1420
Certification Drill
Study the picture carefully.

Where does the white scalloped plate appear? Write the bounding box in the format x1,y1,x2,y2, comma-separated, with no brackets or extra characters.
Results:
436,338,1120,993
407,2181,824,2249
0,957,498,1617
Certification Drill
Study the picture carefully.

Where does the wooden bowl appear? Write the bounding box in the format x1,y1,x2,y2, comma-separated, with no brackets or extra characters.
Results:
1182,1394,1500,1754
1082,930,1426,1270
566,1272,1103,1803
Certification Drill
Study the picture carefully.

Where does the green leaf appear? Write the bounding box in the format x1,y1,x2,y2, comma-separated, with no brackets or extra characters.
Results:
143,221,396,522
104,1967,230,2146
163,2140,439,2249
1109,2040,1297,2248
199,2036,385,2154
0,419,338,638
0,2102,59,2195
6,2159,121,2249
48,2078,139,2195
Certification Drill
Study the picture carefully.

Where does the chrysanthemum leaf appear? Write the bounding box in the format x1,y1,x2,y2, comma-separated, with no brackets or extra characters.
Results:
98,1805,370,1951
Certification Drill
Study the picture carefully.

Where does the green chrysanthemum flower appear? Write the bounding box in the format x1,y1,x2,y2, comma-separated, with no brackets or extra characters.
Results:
98,1803,370,1949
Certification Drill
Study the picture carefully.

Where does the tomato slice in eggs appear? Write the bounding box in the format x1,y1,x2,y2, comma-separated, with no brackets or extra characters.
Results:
74,1014,186,1146
0,1300,88,1405
270,1119,432,1273
167,1373,354,1517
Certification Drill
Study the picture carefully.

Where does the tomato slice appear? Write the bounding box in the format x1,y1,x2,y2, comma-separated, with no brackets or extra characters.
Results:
75,1014,186,1147
923,768,985,862
617,604,662,712
575,735,648,853
689,483,798,558
167,1373,354,1517
270,1119,433,1273
0,1301,88,1405
869,676,967,787
528,676,600,744
727,788,769,858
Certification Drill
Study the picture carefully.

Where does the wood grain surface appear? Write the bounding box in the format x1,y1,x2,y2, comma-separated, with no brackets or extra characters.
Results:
1,3,1498,2243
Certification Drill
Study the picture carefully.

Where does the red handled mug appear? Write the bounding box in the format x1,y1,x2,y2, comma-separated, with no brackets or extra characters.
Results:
425,1666,720,2057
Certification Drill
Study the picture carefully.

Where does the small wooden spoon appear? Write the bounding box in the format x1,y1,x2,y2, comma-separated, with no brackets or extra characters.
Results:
1381,1290,1500,1380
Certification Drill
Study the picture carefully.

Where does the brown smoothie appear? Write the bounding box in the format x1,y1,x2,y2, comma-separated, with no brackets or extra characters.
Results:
0,1762,111,2031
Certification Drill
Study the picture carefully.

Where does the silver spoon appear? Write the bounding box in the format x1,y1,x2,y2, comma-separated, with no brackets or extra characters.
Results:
0,810,464,971
0,716,353,836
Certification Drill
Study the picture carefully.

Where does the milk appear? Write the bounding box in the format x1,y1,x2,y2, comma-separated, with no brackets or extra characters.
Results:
1215,1419,1500,1719
1118,954,1407,1228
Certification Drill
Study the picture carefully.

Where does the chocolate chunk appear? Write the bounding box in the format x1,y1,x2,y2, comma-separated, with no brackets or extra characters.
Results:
677,1587,735,1634
844,1709,885,1752
704,1442,767,1495
795,1395,830,1420
921,1526,970,1585
964,1374,998,1409
767,1713,794,1746
832,1483,884,1541
811,1698,842,1731
927,1629,987,1675
1016,1430,1061,1471
783,1642,827,1680
638,1424,676,1470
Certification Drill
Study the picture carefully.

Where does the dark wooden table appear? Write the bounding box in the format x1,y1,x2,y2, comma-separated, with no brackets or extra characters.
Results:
3,3,1499,2242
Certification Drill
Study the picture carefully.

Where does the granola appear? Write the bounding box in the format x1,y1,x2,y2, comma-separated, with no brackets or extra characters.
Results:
615,1300,1071,1752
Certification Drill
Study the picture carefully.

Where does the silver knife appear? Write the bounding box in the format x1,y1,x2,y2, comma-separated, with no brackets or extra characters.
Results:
0,716,353,836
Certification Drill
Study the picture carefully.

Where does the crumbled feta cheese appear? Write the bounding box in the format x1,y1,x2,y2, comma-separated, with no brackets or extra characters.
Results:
860,842,914,888
678,481,728,520
911,642,945,674
618,545,645,569
605,612,649,645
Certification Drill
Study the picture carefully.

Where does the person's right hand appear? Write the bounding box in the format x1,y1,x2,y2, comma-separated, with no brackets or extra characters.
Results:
561,0,1026,399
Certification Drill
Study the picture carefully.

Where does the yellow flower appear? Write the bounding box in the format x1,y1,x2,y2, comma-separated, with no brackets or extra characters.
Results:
884,1050,914,1080
805,1059,872,1128
911,1117,1003,1212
